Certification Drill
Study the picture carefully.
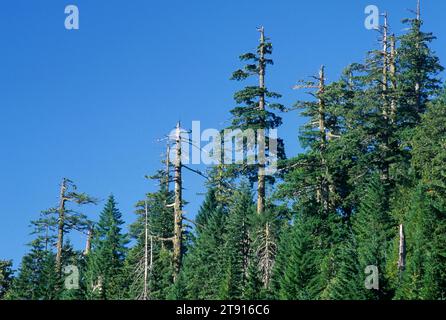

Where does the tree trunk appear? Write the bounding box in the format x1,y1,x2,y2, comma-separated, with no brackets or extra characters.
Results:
165,144,170,193
143,200,149,300
257,26,266,215
381,14,391,183
398,224,406,272
382,12,389,119
317,65,330,213
56,178,67,273
390,34,397,123
84,227,93,256
173,122,183,280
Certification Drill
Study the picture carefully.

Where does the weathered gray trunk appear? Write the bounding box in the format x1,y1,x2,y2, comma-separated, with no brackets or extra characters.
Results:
173,122,183,280
257,26,266,215
56,178,67,273
84,227,93,256
398,224,406,272
390,34,397,123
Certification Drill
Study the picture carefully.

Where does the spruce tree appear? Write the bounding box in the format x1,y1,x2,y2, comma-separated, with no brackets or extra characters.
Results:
277,210,321,300
0,260,13,299
396,7,444,131
219,185,254,300
6,240,47,300
180,204,226,300
228,27,285,214
85,195,127,300
352,174,394,299
396,91,446,299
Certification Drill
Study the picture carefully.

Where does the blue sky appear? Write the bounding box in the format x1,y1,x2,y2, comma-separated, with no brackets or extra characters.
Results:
0,0,445,268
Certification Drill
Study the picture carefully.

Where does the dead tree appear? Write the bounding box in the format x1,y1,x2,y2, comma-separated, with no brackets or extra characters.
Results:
381,12,390,120
378,12,395,183
415,0,422,112
257,26,266,215
165,144,171,193
398,224,406,273
256,221,276,288
389,34,397,123
54,178,96,273
143,200,154,300
56,178,68,273
172,122,183,280
83,227,93,256
294,65,331,213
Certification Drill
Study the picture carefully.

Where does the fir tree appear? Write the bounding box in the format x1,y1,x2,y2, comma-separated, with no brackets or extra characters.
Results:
180,194,226,300
0,260,13,299
219,185,254,300
228,27,285,215
352,174,394,299
6,240,47,300
277,210,322,300
85,195,127,300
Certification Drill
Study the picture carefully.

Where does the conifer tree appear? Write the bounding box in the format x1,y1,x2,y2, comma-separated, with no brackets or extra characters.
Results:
6,240,47,300
229,27,285,214
317,223,364,300
277,210,322,300
124,172,174,300
352,174,394,299
0,260,13,299
180,203,226,300
396,2,444,131
219,185,254,300
395,91,446,299
85,195,127,300
32,178,97,274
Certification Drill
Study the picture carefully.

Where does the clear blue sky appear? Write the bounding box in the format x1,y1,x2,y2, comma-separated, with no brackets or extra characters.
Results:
0,0,444,268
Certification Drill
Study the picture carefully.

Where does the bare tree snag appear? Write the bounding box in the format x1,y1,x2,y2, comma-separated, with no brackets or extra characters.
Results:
417,0,421,21
56,178,67,273
317,65,330,213
414,0,422,112
143,200,149,300
380,13,392,183
318,65,327,149
382,12,389,119
390,34,397,123
398,224,406,273
257,26,266,215
165,144,171,193
84,227,93,256
173,122,183,280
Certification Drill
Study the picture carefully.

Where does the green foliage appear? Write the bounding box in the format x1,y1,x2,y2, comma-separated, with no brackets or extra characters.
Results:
219,185,254,300
180,202,227,300
0,260,13,299
5,3,446,301
85,195,128,300
226,29,286,183
277,211,322,300
352,175,394,299
5,240,58,300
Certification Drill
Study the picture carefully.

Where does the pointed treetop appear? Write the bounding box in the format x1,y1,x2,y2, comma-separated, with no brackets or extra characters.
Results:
319,65,325,79
383,11,388,29
417,0,421,21
257,26,265,39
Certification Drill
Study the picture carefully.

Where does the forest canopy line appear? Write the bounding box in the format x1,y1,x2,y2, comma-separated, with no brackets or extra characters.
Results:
1,1,445,300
